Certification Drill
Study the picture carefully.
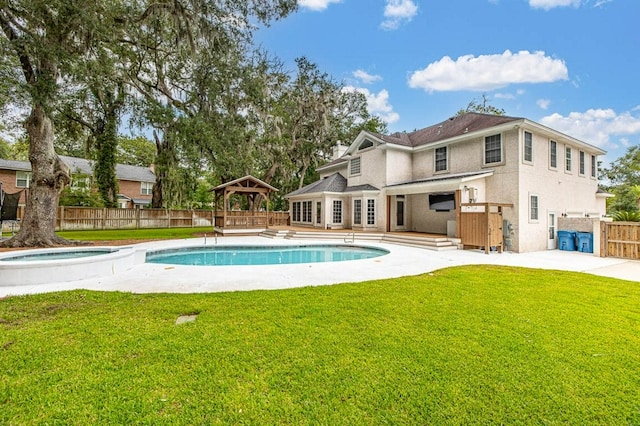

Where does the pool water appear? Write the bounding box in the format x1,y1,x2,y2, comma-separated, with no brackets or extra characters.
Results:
0,248,117,262
146,245,389,266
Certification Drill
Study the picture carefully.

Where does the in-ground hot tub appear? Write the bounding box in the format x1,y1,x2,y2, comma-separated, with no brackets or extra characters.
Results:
0,246,142,287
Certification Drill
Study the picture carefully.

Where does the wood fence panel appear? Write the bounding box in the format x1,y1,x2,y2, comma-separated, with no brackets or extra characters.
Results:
13,207,286,231
601,222,640,260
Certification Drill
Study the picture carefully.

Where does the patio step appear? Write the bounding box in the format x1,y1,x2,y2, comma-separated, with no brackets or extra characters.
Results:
381,234,459,251
265,229,459,251
259,229,290,239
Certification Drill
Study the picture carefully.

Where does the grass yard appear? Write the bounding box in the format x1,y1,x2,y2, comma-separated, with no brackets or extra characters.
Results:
57,227,214,242
1,266,639,424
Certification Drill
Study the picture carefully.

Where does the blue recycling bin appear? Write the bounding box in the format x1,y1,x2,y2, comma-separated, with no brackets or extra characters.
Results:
558,230,576,251
576,232,594,253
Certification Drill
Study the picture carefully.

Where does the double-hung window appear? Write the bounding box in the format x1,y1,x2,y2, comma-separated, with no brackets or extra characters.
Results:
565,147,572,172
524,131,533,163
435,147,447,172
549,141,557,169
530,194,539,222
484,134,502,164
16,171,32,188
579,151,586,175
141,181,153,195
591,155,597,178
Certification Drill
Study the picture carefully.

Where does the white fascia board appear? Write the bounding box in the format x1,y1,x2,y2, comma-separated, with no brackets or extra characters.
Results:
385,172,493,196
345,131,387,156
317,160,348,173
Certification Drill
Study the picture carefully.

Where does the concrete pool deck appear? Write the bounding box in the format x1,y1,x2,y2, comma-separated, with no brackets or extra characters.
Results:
1,235,638,297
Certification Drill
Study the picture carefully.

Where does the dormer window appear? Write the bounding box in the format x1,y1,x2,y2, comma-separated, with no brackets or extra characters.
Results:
358,139,374,151
350,157,361,176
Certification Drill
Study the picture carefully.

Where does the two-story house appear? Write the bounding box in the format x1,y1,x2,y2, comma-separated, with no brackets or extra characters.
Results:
0,156,155,208
285,112,607,253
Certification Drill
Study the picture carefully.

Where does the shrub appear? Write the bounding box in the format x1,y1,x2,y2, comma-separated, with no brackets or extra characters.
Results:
612,210,640,222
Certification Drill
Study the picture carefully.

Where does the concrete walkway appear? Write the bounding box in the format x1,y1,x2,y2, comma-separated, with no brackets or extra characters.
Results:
1,235,638,297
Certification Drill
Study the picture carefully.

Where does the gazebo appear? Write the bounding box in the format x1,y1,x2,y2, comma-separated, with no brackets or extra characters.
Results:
211,175,279,235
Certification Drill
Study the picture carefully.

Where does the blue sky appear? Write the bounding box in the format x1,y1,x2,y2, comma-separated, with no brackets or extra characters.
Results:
256,0,639,165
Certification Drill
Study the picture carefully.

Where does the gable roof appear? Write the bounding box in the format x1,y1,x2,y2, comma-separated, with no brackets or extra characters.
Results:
375,112,523,149
286,173,378,197
0,156,155,182
211,175,278,192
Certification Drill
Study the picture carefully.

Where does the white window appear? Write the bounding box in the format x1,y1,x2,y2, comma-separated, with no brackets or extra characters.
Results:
16,171,32,188
302,201,312,223
316,202,321,224
524,131,533,163
579,151,586,175
484,134,502,164
549,140,557,169
141,181,153,195
367,199,375,225
565,147,572,172
349,157,361,176
353,199,362,225
530,194,539,222
332,200,342,224
435,147,448,172
292,202,301,222
591,155,597,178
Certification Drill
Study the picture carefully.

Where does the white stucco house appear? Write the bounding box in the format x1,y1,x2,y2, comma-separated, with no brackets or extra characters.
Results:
285,112,608,253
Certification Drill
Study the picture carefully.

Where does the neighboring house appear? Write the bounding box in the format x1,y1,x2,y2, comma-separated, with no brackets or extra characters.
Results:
0,156,155,208
286,112,608,253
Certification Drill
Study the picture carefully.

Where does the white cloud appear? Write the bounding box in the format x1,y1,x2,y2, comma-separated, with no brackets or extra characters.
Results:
539,109,640,148
381,0,418,30
537,99,551,109
494,92,516,100
298,0,341,11
408,50,569,92
529,0,611,9
529,0,581,10
353,70,382,84
343,86,400,124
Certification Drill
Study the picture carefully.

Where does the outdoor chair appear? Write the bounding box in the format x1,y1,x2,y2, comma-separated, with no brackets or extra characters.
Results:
0,188,23,238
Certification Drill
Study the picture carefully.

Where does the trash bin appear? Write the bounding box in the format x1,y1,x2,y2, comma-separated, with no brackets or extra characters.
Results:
576,232,594,253
558,230,576,251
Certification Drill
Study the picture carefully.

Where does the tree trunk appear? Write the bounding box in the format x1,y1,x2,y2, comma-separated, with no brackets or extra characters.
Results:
2,104,73,247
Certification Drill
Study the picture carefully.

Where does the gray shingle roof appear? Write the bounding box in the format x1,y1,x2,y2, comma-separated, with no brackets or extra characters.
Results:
385,112,522,148
286,173,379,197
0,159,31,172
0,156,155,182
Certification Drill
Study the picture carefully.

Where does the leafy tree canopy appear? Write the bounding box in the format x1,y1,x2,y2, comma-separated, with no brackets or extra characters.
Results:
457,94,506,116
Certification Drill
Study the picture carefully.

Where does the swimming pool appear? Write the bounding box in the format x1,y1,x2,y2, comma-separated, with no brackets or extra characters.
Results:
0,248,118,262
0,246,139,287
146,244,389,266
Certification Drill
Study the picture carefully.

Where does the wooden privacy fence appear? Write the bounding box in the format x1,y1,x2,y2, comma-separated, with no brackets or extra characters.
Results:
9,206,289,231
600,221,640,260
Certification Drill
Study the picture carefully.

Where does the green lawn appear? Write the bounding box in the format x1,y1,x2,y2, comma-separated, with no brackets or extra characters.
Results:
1,266,639,424
57,227,213,242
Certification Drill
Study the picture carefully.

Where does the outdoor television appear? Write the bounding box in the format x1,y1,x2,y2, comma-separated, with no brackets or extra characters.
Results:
429,193,455,211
